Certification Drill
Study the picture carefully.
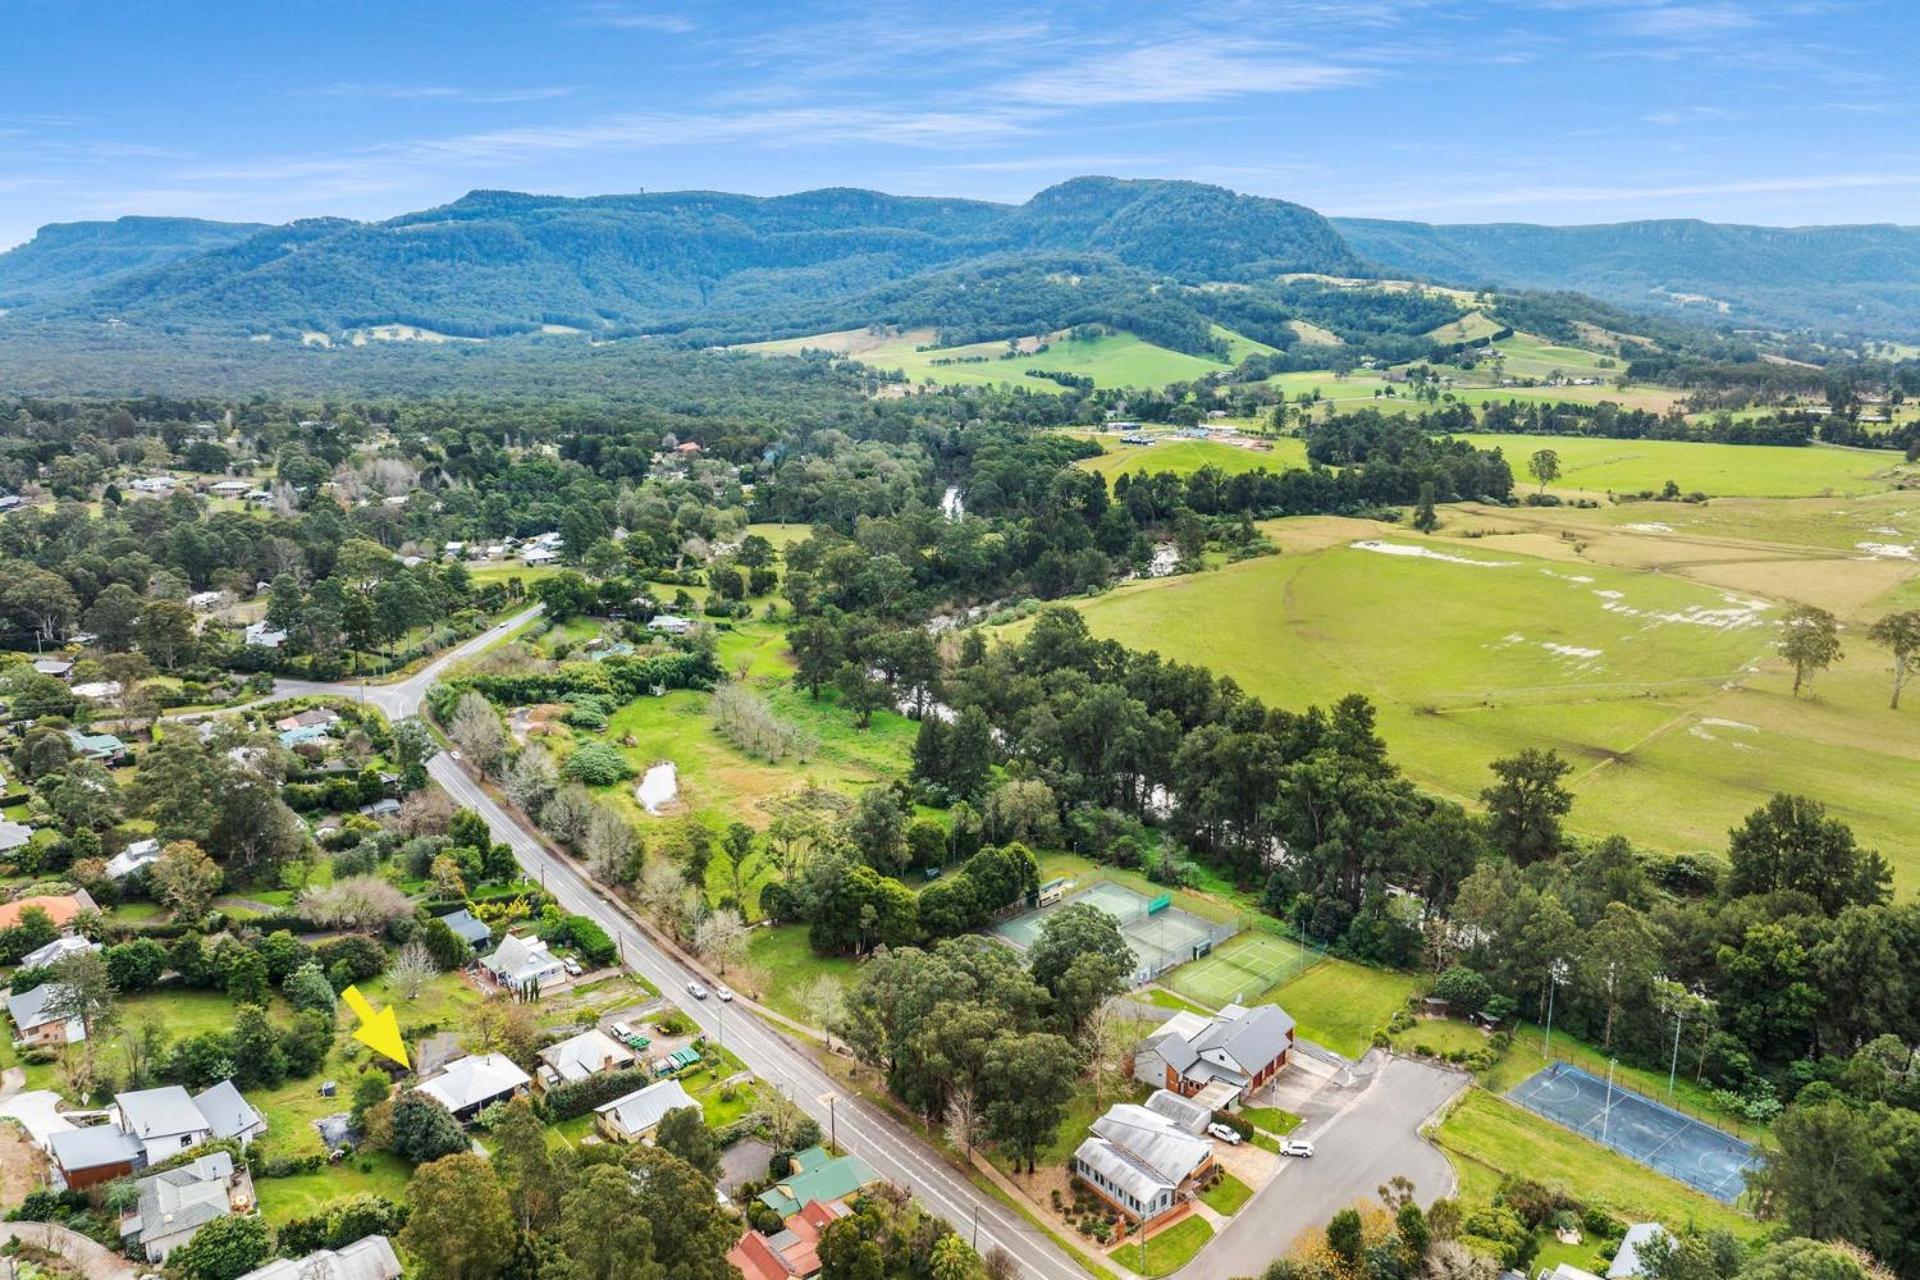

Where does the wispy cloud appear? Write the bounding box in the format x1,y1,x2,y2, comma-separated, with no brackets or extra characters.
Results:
1609,2,1760,37
302,84,574,104
1351,170,1920,216
999,38,1375,106
1639,104,1740,125
573,3,696,33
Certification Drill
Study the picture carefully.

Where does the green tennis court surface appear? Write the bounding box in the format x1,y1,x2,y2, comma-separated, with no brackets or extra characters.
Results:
1164,932,1323,1009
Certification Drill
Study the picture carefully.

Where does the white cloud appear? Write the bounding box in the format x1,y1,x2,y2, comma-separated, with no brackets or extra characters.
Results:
1610,2,1761,37
998,38,1375,106
574,3,696,33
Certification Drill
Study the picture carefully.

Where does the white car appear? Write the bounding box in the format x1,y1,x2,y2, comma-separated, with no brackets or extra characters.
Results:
686,981,709,1000
1207,1123,1242,1145
1281,1138,1315,1158
562,957,583,976
716,986,734,1003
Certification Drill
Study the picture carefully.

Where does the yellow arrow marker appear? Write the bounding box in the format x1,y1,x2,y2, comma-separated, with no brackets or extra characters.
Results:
342,985,410,1069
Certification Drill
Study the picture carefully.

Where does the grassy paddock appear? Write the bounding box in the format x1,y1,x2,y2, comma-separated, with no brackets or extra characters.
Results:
742,924,857,1024
1072,436,1307,482
1025,520,1920,885
1453,433,1909,498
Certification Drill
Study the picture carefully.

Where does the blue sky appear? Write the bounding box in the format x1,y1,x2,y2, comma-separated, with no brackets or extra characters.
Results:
2,0,1916,248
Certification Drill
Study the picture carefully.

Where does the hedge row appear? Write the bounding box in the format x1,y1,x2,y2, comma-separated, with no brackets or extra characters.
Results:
544,1066,653,1121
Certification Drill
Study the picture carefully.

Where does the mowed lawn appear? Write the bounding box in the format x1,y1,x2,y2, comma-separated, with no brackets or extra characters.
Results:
1034,527,1920,884
1452,433,1909,497
1073,436,1307,481
1261,958,1422,1059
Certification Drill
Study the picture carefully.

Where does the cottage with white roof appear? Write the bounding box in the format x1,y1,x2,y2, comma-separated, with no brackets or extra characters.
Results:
483,933,567,990
105,837,162,880
416,1053,531,1121
593,1078,698,1144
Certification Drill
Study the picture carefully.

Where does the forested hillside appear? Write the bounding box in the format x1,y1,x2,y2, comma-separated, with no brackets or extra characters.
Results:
16,178,1361,339
1337,215,1920,337
0,215,266,306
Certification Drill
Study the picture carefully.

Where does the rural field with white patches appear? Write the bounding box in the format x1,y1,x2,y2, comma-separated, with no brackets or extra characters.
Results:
1036,489,1920,885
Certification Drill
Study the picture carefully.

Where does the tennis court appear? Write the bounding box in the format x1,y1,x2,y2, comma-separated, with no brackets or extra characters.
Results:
993,879,1237,986
1506,1063,1758,1203
1165,932,1322,1009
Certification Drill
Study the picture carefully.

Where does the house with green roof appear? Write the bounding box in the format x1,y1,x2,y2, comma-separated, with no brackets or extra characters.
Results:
757,1146,879,1218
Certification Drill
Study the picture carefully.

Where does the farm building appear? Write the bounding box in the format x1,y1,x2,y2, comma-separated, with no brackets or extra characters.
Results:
1133,1002,1295,1104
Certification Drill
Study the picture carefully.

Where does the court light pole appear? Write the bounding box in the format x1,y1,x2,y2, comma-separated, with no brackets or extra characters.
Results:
1542,958,1569,1061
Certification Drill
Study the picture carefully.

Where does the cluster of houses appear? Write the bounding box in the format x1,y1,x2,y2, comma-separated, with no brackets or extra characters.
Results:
439,529,563,567
727,1146,881,1280
125,475,270,504
51,1073,403,1280
46,1081,267,1259
1069,1001,1297,1228
3,890,106,1046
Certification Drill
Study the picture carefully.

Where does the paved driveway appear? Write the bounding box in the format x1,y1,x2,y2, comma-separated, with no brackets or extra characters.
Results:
1181,1055,1466,1279
0,1090,76,1148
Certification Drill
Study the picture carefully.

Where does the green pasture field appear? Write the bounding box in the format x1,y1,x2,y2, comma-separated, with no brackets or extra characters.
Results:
1454,433,1909,497
743,325,1247,391
1485,332,1616,380
1426,311,1505,344
1212,324,1278,364
1022,522,1920,886
1072,436,1307,481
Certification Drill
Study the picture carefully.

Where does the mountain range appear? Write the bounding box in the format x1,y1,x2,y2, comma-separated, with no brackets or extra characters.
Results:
2,177,1917,345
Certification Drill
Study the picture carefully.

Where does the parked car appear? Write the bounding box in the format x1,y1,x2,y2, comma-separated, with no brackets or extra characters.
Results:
563,957,584,976
716,986,734,1003
1281,1139,1315,1158
1207,1123,1242,1145
686,981,709,1000
610,1021,633,1041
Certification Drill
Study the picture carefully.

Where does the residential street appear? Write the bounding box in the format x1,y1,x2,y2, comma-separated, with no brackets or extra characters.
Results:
285,616,1467,1280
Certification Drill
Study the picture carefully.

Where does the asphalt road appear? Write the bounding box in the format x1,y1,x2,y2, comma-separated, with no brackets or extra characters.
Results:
1185,1057,1464,1280
282,607,1467,1280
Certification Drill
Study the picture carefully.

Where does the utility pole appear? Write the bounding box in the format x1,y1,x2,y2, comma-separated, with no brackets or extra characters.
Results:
1603,1058,1617,1145
829,1094,836,1149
